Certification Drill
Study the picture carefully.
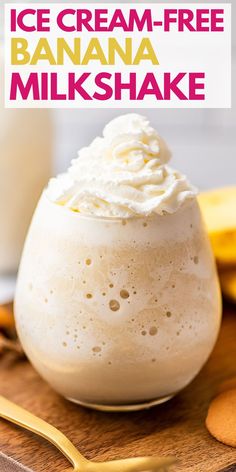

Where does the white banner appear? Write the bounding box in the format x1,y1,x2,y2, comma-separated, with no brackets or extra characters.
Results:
4,3,231,108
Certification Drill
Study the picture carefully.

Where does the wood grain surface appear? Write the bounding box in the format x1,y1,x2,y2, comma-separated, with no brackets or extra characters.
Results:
0,304,236,472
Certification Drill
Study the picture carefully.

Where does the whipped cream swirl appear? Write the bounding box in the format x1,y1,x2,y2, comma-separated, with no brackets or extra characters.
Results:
47,114,196,217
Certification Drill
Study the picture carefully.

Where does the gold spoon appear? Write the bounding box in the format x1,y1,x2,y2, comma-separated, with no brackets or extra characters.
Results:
0,395,176,471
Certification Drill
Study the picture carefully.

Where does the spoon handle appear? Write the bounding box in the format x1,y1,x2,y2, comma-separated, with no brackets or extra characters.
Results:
0,395,87,470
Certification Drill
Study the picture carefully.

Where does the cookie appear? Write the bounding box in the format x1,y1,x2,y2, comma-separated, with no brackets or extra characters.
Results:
206,389,236,447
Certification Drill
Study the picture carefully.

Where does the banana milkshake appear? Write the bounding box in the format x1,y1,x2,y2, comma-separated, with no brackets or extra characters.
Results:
15,114,221,411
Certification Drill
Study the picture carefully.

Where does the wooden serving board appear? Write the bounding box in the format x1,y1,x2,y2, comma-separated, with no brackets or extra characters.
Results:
0,304,236,472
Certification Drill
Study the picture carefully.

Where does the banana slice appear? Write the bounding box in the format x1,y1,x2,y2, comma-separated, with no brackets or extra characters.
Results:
219,269,236,303
198,187,236,266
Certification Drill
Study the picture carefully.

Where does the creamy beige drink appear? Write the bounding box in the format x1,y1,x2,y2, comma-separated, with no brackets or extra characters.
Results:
15,114,221,411
0,44,52,282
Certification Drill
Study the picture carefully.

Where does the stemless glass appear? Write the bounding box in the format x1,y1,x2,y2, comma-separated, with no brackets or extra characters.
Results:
15,192,221,411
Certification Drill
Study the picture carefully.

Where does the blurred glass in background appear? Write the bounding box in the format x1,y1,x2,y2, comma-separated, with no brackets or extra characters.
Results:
0,10,53,301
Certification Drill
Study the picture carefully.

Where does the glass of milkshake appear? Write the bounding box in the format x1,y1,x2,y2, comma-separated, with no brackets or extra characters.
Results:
15,114,221,411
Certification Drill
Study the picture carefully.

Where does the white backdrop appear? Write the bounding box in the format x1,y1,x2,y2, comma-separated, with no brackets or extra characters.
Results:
53,0,236,190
